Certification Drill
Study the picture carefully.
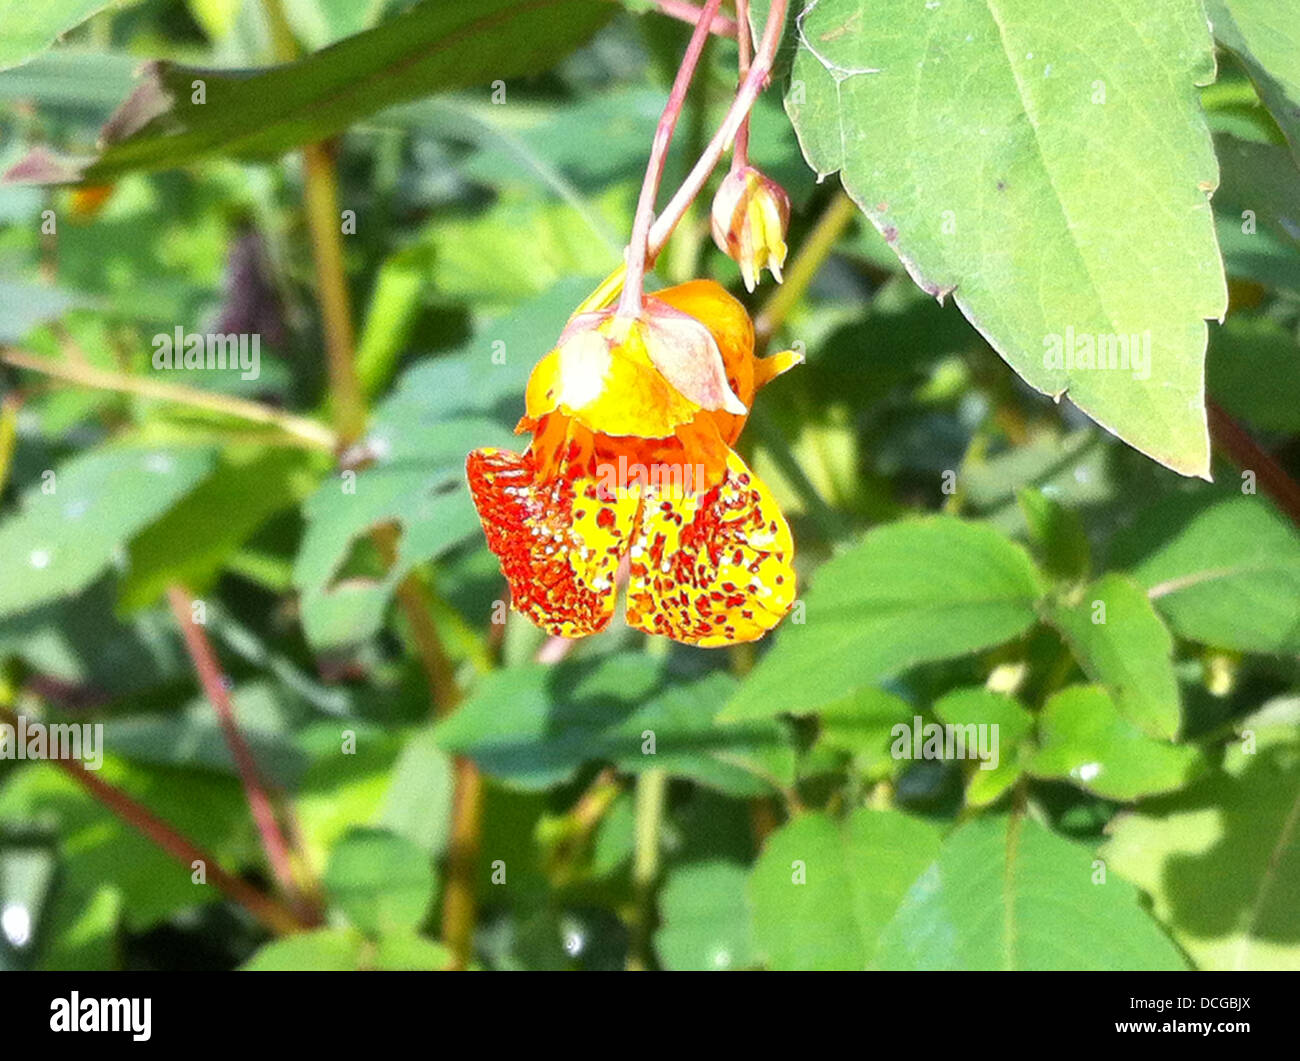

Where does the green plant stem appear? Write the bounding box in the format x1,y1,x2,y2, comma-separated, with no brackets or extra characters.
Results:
301,141,367,446
0,703,308,937
754,190,858,349
0,390,21,496
1,349,337,451
628,766,669,970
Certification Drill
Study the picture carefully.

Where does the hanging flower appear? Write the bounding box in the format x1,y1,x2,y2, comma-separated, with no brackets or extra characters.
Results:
710,166,791,292
466,279,801,646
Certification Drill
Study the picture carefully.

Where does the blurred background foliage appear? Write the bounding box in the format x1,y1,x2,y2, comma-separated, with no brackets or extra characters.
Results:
0,0,1298,971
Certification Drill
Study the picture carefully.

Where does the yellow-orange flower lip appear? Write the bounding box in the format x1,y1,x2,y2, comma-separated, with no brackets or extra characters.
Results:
467,278,802,646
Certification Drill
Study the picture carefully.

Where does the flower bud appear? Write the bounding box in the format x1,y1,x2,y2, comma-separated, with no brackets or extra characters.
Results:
710,166,791,292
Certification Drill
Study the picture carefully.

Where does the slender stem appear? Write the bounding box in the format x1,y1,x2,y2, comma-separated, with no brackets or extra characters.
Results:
442,757,483,970
618,0,725,318
628,767,668,970
0,390,21,497
733,0,753,167
1207,400,1300,530
0,704,307,936
167,586,320,922
1,349,337,451
394,577,462,714
641,0,738,36
754,190,857,348
301,142,367,445
648,0,789,262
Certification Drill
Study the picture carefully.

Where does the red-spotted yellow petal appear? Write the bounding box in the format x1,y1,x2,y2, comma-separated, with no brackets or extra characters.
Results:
624,450,795,646
466,444,639,638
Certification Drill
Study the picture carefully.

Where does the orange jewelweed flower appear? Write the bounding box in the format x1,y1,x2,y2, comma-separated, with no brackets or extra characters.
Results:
466,279,801,647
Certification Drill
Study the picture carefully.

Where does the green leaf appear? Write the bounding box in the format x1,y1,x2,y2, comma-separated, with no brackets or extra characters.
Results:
0,1,112,73
1016,487,1090,581
655,861,754,971
104,683,310,790
291,461,480,651
0,443,217,620
435,658,795,797
785,0,1226,476
121,446,319,610
242,929,364,971
875,816,1186,970
723,518,1043,721
1046,573,1181,739
1208,314,1300,433
816,686,917,780
377,729,456,858
322,827,434,937
747,809,943,970
241,927,451,970
6,0,615,184
1208,0,1300,166
932,687,1034,808
1103,702,1300,969
0,279,91,343
1027,685,1202,801
1123,496,1300,654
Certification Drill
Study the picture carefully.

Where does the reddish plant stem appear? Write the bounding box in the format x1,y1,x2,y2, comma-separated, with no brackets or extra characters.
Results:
618,0,726,318
0,706,306,936
1207,400,1300,530
644,0,737,36
648,0,789,260
166,586,318,922
732,0,753,167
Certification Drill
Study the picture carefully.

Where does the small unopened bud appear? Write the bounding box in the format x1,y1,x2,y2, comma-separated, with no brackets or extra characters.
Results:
710,166,791,292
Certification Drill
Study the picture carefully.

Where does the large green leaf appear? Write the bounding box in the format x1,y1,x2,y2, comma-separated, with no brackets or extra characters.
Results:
0,442,217,620
1027,685,1202,801
654,860,754,971
1046,573,1181,739
723,518,1043,721
1208,0,1300,166
875,816,1186,970
0,1,113,73
121,445,319,610
784,0,1226,475
5,0,614,184
747,809,944,970
1121,496,1300,653
322,828,434,937
1103,701,1300,969
434,657,795,797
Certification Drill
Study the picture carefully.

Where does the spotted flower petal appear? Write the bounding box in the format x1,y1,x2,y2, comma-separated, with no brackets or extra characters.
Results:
624,450,796,646
466,442,638,638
